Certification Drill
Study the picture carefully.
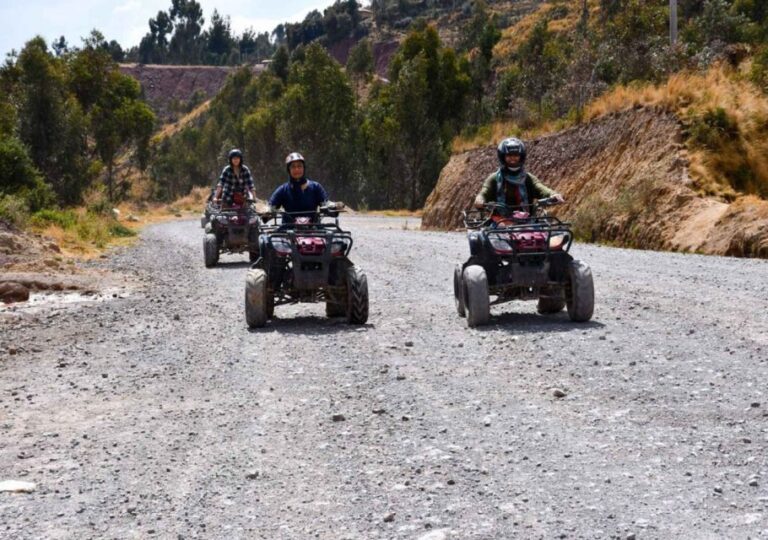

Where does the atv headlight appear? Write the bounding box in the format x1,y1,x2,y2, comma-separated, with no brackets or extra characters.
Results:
270,238,292,256
549,233,570,250
489,236,514,255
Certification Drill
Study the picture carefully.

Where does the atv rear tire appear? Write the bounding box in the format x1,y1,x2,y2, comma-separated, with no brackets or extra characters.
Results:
453,264,466,318
464,265,490,328
566,260,594,322
245,269,269,328
346,266,369,325
537,294,565,314
204,233,219,268
326,302,346,317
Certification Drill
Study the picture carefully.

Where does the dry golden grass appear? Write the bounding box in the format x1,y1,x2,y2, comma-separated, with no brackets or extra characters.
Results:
493,0,600,60
153,99,211,142
452,118,572,153
493,3,550,60
28,189,206,260
585,65,768,199
454,64,768,201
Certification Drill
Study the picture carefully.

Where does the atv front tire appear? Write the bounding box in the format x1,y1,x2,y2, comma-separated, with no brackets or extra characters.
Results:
204,233,219,268
245,269,269,328
537,293,565,314
566,260,594,322
346,266,369,325
464,265,490,328
454,264,466,318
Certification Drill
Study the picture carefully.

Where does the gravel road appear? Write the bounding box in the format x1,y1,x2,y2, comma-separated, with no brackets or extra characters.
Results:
1,216,768,539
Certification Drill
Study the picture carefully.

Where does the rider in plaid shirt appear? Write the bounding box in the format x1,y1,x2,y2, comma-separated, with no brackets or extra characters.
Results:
214,149,255,206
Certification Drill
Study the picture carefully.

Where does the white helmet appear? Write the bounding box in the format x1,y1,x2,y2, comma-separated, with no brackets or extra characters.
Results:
285,152,305,171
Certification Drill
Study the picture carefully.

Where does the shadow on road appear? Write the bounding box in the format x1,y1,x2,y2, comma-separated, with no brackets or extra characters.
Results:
248,316,374,335
477,311,605,334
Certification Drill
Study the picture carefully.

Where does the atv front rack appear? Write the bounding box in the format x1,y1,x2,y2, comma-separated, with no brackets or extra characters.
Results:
463,204,575,257
486,220,574,256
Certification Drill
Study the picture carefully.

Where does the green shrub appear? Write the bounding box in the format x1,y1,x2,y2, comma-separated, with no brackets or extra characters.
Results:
0,135,55,212
688,107,739,149
751,46,768,93
31,209,78,229
108,222,137,238
0,195,31,228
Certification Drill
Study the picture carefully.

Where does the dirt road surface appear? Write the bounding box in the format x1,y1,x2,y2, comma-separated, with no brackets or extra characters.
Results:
2,216,767,539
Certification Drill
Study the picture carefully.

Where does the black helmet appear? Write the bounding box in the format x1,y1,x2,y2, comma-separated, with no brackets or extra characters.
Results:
228,148,243,164
497,138,526,171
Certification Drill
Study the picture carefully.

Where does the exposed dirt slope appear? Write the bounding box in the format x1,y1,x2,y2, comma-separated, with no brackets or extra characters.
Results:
328,38,400,79
422,107,768,257
119,64,263,121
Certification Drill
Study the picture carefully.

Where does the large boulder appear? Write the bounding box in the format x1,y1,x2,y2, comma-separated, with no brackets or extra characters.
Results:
0,282,30,304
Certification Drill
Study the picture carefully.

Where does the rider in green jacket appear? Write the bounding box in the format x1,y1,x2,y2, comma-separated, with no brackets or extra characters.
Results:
474,137,564,208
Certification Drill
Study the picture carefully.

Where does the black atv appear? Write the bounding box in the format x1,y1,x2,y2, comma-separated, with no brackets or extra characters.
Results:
203,195,261,268
454,198,594,327
244,205,369,328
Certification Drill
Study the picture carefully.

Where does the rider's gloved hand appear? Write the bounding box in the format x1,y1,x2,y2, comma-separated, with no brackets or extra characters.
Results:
553,193,565,204
261,206,277,223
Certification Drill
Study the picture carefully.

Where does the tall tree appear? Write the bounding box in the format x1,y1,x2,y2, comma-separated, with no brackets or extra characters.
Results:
169,0,205,64
206,10,235,63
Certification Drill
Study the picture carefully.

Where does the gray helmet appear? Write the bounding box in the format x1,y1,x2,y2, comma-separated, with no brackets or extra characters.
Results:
285,152,305,171
497,138,526,171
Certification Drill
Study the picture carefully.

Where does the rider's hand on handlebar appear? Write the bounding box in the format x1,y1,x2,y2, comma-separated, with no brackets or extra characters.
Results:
553,193,565,204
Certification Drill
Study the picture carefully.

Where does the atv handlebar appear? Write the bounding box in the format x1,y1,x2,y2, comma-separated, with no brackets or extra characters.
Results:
463,198,566,230
258,204,346,224
481,198,562,212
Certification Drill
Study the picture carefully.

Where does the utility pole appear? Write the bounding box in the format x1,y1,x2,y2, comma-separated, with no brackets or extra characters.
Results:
670,0,678,45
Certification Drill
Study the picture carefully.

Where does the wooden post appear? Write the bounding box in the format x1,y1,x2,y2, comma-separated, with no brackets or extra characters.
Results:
670,0,678,45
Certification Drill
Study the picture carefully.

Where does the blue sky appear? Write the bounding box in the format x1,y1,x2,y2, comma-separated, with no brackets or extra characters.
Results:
0,0,341,57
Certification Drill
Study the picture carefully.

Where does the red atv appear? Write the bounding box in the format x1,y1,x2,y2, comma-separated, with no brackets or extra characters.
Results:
244,205,368,328
203,193,260,267
454,199,594,327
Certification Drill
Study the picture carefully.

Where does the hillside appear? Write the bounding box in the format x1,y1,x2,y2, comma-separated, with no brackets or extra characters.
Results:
119,64,264,121
422,107,768,258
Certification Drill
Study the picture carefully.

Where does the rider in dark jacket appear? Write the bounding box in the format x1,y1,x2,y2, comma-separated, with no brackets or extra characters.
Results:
267,152,331,223
475,138,563,209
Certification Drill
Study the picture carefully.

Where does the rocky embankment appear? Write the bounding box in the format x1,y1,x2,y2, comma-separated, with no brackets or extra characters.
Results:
423,108,768,257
